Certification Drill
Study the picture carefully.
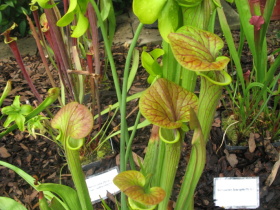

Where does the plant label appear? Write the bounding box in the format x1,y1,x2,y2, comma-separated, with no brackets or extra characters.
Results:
213,177,259,209
85,166,120,203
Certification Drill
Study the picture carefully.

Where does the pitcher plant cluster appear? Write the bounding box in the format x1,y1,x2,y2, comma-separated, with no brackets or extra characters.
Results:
0,0,279,210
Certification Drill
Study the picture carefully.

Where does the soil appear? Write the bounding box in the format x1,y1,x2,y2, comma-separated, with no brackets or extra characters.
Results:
0,21,280,210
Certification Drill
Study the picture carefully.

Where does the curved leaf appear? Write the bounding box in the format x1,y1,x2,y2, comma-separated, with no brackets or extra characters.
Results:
51,102,93,139
139,78,198,129
114,170,145,191
158,0,180,42
133,0,167,24
0,80,12,107
37,183,82,210
0,197,27,210
31,0,56,9
56,0,77,27
71,8,89,38
113,170,165,206
159,127,180,144
168,25,230,71
196,70,232,86
67,137,84,150
176,0,203,7
100,0,111,21
1,22,17,44
128,197,156,210
0,161,68,209
141,47,164,84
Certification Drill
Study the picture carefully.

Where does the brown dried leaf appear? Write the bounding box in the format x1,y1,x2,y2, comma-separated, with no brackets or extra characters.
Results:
115,154,120,166
132,152,144,167
8,86,24,96
26,154,32,166
107,191,120,205
47,172,56,180
212,118,221,127
248,133,256,153
266,152,280,186
20,143,29,151
224,149,238,168
0,146,11,158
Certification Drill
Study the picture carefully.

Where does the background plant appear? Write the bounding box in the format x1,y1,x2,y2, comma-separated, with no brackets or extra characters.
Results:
218,0,280,144
0,0,31,36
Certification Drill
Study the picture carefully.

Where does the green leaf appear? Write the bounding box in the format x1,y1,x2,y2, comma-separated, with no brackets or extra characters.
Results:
0,4,9,10
14,114,26,131
139,78,198,129
189,108,203,141
0,80,12,107
158,0,180,42
39,192,51,210
113,170,165,206
128,197,157,210
133,0,168,24
1,95,33,131
71,7,89,38
20,104,33,115
100,198,112,210
31,0,56,9
3,114,18,128
0,12,2,25
37,184,82,210
56,0,77,27
176,0,203,7
0,161,68,209
168,25,230,71
5,0,14,7
0,197,27,210
100,0,111,21
141,47,164,84
12,95,21,108
18,20,27,36
56,0,89,37
49,197,67,210
26,115,48,138
51,102,93,139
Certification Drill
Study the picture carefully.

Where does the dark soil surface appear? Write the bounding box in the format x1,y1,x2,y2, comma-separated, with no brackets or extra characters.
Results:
0,21,280,210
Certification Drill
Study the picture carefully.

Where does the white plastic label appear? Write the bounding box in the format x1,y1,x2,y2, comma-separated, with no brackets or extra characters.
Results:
85,166,120,203
214,177,259,209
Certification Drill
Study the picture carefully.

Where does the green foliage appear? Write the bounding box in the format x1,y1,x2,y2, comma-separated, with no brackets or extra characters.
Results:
1,96,33,131
26,115,49,138
0,197,27,210
0,80,12,108
0,0,31,36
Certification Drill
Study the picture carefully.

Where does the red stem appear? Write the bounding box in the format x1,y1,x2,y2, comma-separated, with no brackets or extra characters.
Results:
32,10,44,42
87,3,102,129
86,53,96,118
44,7,75,101
8,41,42,103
